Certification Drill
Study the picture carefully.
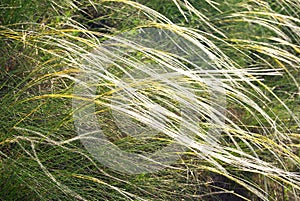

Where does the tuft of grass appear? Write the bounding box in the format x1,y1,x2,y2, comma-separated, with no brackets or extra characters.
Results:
1,0,300,200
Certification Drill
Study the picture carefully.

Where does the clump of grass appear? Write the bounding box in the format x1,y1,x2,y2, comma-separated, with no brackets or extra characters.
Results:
1,0,300,200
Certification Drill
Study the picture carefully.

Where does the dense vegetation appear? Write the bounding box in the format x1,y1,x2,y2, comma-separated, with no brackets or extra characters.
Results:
1,0,300,200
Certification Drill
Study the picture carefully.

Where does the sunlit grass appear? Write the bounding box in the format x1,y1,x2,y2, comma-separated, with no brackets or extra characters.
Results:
1,0,299,200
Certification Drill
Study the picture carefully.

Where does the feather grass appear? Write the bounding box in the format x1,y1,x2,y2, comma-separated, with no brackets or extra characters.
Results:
1,0,300,200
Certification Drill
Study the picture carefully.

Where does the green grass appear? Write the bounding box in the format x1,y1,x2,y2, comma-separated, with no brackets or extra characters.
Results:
1,0,300,200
